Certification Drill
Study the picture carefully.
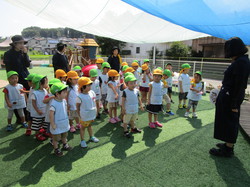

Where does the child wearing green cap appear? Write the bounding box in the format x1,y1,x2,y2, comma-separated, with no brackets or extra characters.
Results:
49,82,72,156
165,63,174,103
185,71,203,118
178,63,191,109
90,69,101,119
30,75,49,141
73,65,82,77
162,69,174,115
121,75,143,138
3,71,28,131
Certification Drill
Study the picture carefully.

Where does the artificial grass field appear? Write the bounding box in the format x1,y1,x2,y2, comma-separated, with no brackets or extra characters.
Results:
0,67,250,187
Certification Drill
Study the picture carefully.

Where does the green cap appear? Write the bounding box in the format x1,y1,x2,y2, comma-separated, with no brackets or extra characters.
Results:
50,82,68,95
125,75,137,83
73,66,81,71
124,72,134,78
7,71,18,79
25,73,37,81
181,63,191,69
157,67,163,71
144,59,150,62
122,65,129,72
90,69,98,77
49,78,61,86
195,71,202,76
32,74,46,90
101,62,111,69
133,60,138,63
163,69,172,77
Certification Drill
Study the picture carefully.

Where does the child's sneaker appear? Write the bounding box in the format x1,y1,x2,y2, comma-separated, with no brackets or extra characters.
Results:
178,104,183,109
149,122,156,128
6,124,13,131
21,122,28,128
124,131,131,138
54,148,63,157
183,104,187,109
25,128,32,136
154,121,163,128
171,99,175,104
165,111,175,115
76,123,81,130
80,140,88,148
90,136,99,143
36,133,46,141
114,117,121,122
184,112,189,117
96,113,101,119
109,118,117,124
62,143,72,151
102,109,109,114
192,112,198,118
131,127,142,133
70,125,76,133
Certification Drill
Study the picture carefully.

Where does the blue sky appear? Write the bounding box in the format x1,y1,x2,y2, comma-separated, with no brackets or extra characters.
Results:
0,0,59,37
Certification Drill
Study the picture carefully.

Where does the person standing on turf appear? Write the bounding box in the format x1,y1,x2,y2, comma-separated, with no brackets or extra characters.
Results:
108,46,122,72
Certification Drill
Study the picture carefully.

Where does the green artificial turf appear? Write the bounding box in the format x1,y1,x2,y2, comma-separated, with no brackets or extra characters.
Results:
0,67,250,187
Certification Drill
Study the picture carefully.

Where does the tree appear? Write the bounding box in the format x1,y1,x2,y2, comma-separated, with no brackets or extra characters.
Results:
165,41,190,57
95,36,126,56
22,26,41,38
147,47,162,59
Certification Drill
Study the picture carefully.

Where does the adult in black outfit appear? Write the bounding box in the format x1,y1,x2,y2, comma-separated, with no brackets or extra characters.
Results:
3,35,31,124
209,37,250,157
107,46,122,72
52,42,70,74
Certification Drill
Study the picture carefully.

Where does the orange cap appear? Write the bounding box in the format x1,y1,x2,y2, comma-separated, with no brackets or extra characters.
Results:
131,62,139,67
96,58,104,64
66,71,79,80
108,69,119,77
121,62,128,66
55,69,67,78
141,64,149,71
153,69,163,75
125,67,135,73
78,77,93,90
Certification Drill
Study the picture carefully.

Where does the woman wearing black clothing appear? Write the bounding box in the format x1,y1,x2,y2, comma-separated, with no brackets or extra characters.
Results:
210,37,250,157
52,43,70,74
107,46,122,72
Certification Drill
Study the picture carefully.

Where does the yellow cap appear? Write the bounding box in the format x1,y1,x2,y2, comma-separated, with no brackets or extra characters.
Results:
125,67,135,73
55,69,67,78
96,58,104,64
153,69,163,75
108,69,119,77
66,71,79,80
141,64,149,71
121,62,128,66
78,77,93,90
131,62,139,67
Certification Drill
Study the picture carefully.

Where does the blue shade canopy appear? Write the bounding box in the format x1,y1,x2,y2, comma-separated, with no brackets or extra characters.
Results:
123,0,250,44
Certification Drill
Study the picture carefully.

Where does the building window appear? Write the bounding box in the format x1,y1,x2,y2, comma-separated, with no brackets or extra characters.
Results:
136,47,140,54
48,45,50,47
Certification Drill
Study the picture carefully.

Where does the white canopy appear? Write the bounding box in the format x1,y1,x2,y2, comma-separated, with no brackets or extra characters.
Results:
4,0,208,43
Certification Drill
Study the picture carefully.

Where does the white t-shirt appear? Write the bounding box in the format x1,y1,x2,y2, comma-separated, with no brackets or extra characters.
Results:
140,73,152,88
122,88,139,114
99,74,109,94
26,87,34,112
91,79,101,100
162,79,168,95
149,81,164,105
178,73,191,93
166,76,173,87
187,82,203,101
68,85,79,111
97,69,102,78
49,99,70,134
4,84,26,110
134,70,140,87
107,80,119,103
44,93,54,123
30,89,48,118
76,90,96,121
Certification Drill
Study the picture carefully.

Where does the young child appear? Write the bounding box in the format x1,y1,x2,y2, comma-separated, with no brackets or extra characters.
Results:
25,73,37,135
131,61,140,87
55,69,67,84
99,62,111,114
178,63,191,109
140,64,153,106
76,77,99,148
50,82,72,156
143,59,150,65
146,69,165,128
96,58,104,78
3,71,28,131
165,63,174,102
30,74,48,141
73,66,82,77
162,69,174,115
122,75,143,138
66,71,80,132
90,69,101,119
107,69,121,124
120,62,128,73
185,71,203,118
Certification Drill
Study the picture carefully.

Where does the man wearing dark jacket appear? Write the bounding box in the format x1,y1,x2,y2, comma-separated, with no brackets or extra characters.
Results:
107,46,122,72
52,43,70,74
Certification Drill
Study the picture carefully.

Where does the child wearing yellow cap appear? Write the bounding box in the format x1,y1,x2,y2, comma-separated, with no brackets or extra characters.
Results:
3,71,28,131
96,58,104,77
140,64,153,106
76,77,99,148
55,69,67,84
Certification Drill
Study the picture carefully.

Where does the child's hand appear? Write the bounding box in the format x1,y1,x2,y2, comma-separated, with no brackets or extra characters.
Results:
115,93,118,100
140,105,144,111
51,123,56,130
19,89,26,94
7,103,12,108
37,110,43,115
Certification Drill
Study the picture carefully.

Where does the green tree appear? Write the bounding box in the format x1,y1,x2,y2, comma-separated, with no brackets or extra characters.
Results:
22,26,41,38
95,36,126,56
166,41,190,57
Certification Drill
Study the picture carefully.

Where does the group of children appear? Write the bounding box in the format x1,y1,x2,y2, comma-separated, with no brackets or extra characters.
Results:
3,58,203,156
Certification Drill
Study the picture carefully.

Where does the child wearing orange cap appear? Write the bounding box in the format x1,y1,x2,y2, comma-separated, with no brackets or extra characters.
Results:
66,71,80,132
76,77,99,148
55,69,67,84
131,60,140,87
96,58,104,78
107,69,121,124
140,64,153,107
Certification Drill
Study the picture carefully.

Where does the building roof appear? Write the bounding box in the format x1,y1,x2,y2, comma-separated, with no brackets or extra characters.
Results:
0,37,12,47
78,38,99,47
